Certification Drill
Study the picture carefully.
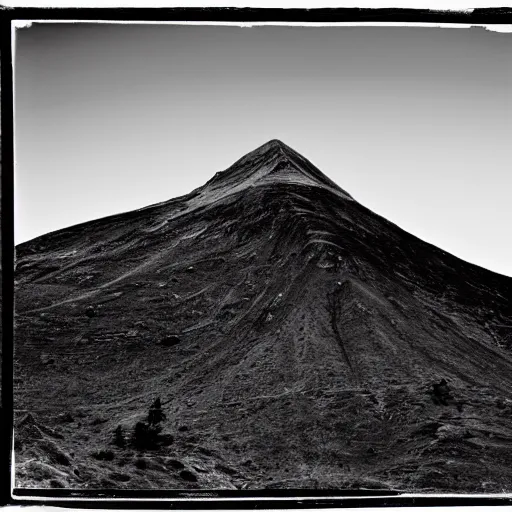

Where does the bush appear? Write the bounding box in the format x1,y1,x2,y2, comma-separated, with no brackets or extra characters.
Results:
92,450,115,461
132,421,162,450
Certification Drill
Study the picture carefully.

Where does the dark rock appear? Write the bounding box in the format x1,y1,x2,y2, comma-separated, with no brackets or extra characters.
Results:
85,306,96,318
160,335,180,347
167,459,185,470
135,458,147,470
54,451,71,466
180,469,198,482
432,379,454,405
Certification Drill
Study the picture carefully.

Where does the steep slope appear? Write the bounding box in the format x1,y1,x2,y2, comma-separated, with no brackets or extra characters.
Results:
14,140,512,492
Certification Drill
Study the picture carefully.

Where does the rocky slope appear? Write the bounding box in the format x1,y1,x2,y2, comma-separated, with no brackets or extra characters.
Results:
14,140,512,492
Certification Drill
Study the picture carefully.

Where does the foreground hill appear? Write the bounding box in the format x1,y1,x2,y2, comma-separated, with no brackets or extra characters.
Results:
14,140,512,492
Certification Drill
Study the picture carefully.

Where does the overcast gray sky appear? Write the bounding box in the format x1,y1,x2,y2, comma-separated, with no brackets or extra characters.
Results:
14,22,512,277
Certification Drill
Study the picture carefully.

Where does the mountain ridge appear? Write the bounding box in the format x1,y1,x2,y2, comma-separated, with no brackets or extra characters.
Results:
14,139,510,282
16,140,353,251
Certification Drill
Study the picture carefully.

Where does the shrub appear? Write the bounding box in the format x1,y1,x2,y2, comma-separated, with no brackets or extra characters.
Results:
132,421,161,450
92,450,115,461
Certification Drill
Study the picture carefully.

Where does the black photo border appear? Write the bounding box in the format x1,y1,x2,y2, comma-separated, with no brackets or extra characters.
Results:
2,5,512,508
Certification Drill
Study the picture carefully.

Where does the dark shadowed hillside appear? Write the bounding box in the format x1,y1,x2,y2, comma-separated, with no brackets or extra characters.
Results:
14,140,512,492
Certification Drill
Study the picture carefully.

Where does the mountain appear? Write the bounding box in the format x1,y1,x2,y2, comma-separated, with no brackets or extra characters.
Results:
14,139,512,492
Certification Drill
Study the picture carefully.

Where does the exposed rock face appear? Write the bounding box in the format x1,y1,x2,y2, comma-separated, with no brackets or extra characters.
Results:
14,140,512,492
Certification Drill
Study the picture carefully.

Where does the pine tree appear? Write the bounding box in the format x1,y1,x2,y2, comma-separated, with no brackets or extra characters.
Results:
132,398,167,449
147,397,166,426
113,425,125,448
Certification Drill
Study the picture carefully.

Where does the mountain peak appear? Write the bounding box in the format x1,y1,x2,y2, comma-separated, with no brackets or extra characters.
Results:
201,140,354,202
239,139,292,162
262,138,286,148
256,138,288,152
250,139,305,160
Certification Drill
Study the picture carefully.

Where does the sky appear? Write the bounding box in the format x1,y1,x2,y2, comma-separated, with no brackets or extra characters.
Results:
14,22,512,277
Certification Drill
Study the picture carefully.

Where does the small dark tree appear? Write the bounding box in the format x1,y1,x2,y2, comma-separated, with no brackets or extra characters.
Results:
148,398,166,426
132,398,167,450
113,425,125,448
133,421,150,449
